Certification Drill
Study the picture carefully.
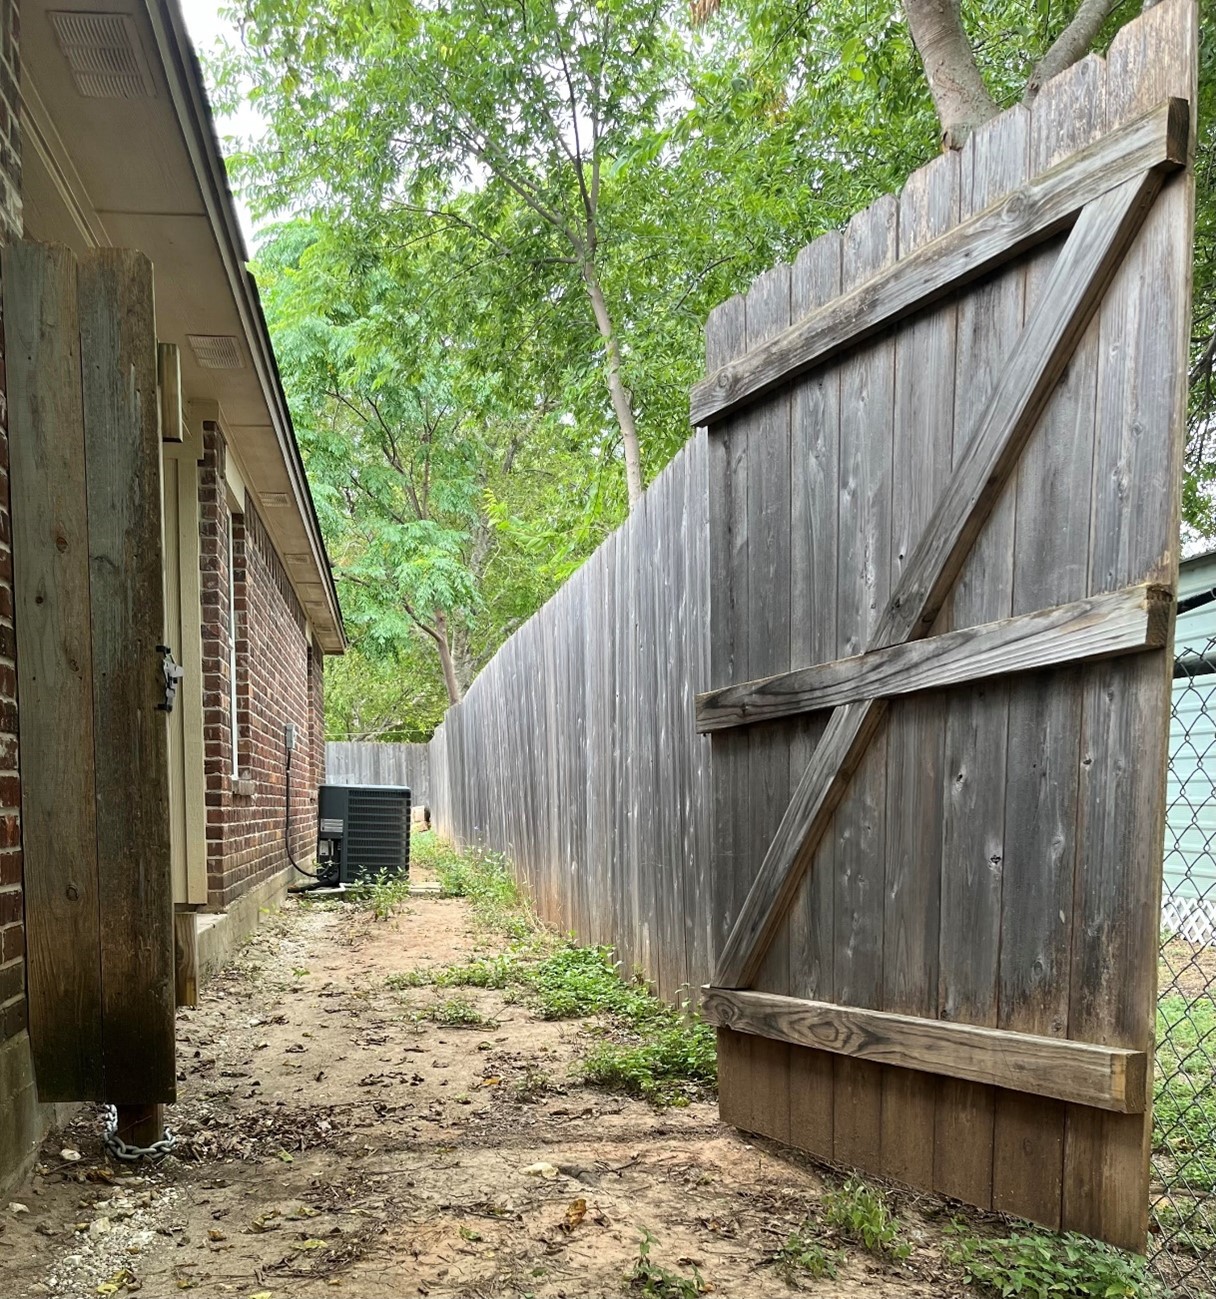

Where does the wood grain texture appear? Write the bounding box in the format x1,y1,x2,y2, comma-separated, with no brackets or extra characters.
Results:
713,169,1161,993
880,148,960,1186
157,342,183,443
701,988,1148,1113
934,103,1028,1209
831,191,897,1174
1063,0,1197,1251
4,241,104,1102
689,97,1187,426
79,248,176,1105
174,910,199,1009
740,264,793,1134
786,230,843,1160
326,741,432,802
994,68,1108,1229
696,583,1169,730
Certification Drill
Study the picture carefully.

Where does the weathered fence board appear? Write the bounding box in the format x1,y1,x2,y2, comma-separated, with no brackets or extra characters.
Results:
5,243,103,1100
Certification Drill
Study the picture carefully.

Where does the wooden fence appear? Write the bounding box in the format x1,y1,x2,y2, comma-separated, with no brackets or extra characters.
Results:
326,741,432,804
429,434,714,1003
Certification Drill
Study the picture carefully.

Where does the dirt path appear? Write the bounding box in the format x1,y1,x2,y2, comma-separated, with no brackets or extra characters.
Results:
0,879,976,1298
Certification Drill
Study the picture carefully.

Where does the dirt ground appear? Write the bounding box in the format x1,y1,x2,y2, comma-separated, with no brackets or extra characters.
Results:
0,877,983,1298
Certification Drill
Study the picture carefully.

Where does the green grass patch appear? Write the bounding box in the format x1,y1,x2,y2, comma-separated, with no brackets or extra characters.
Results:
1153,992,1216,1190
820,1178,911,1260
772,1225,842,1282
582,1018,717,1107
397,839,716,1106
946,1224,1156,1297
410,835,535,940
423,994,497,1029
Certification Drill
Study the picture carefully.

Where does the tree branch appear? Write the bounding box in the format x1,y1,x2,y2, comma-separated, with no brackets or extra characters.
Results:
901,0,998,149
1025,0,1117,102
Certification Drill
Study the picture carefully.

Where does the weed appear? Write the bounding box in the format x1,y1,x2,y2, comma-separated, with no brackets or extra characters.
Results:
946,1224,1157,1297
773,1225,840,1283
425,995,497,1029
350,869,411,921
628,1229,707,1297
513,1065,553,1103
582,1021,717,1106
821,1178,911,1260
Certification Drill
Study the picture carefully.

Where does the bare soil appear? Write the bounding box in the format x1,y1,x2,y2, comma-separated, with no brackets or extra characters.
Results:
0,881,980,1298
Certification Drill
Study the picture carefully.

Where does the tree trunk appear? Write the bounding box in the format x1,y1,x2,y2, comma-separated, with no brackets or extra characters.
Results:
1024,0,1117,102
902,0,998,148
433,609,464,706
582,261,644,508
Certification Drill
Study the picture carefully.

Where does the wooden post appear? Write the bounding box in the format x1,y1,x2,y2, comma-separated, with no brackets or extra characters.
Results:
3,242,104,1100
79,247,176,1106
115,1105,165,1151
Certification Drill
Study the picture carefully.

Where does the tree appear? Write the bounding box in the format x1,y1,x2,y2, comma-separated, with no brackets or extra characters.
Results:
214,0,687,508
258,216,609,711
259,220,490,705
901,0,1143,146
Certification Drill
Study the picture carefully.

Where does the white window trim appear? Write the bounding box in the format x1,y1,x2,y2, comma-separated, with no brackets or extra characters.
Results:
227,510,240,778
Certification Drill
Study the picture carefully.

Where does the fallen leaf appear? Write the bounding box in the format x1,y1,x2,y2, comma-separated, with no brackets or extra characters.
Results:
563,1198,587,1232
523,1162,558,1179
7,1202,28,1215
276,1150,294,1163
60,1148,82,1163
296,1239,328,1250
207,1229,226,1242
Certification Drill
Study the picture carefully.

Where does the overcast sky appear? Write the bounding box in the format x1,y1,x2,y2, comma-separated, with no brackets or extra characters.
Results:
180,1,262,247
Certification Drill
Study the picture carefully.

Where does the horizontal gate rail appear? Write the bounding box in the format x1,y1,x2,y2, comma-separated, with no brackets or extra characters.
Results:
696,581,1171,732
690,97,1187,426
701,988,1148,1113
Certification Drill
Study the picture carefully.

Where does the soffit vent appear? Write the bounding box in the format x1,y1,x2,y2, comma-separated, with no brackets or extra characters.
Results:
49,11,158,100
187,335,244,370
259,492,292,508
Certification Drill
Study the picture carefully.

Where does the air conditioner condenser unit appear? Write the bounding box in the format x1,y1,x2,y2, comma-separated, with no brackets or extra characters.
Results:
316,784,411,886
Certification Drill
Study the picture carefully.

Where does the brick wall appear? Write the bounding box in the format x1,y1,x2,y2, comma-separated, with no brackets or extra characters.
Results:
0,0,23,1050
199,424,323,909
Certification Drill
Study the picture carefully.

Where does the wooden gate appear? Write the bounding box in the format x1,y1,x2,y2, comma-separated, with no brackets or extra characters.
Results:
4,243,175,1108
694,0,1195,1252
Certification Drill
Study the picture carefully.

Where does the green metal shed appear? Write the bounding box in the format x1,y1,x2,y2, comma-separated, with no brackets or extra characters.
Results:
1165,549,1216,941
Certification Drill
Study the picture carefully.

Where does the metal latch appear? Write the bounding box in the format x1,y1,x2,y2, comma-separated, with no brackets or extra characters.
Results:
156,644,185,713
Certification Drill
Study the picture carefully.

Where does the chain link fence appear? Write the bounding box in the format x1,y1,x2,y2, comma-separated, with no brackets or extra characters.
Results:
1152,621,1216,1295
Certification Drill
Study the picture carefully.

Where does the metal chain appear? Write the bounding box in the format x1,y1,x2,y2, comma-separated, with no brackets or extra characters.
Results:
101,1105,176,1162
